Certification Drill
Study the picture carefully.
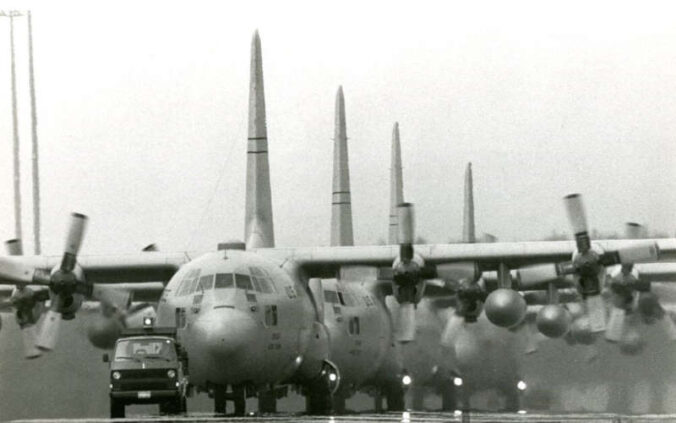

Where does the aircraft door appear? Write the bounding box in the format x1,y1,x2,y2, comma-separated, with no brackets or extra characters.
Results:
297,321,330,380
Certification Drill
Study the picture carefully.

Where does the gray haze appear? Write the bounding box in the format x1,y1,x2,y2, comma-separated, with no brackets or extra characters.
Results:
0,1,675,255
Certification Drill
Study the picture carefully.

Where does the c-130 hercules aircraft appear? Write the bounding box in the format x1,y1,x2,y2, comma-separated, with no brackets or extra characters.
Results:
2,31,676,417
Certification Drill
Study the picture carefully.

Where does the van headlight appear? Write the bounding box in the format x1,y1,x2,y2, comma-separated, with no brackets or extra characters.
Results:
112,371,121,380
167,369,176,378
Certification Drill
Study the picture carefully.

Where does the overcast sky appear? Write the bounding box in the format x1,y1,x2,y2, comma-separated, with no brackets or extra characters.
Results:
0,0,675,254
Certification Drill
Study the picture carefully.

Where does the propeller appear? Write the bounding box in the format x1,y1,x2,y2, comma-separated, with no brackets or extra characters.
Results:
0,213,130,354
2,239,47,358
440,278,486,348
518,194,659,334
391,203,429,342
606,222,676,343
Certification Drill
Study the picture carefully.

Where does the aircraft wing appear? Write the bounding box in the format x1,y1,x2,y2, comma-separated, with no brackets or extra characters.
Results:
0,252,190,286
259,239,676,278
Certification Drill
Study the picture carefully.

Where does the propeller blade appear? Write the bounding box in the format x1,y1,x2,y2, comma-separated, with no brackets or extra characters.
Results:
35,308,62,351
440,313,464,348
61,213,88,272
660,311,676,341
605,306,626,342
517,264,560,288
398,302,416,342
524,321,545,355
5,239,23,255
615,242,659,265
563,194,589,251
397,203,414,245
0,257,49,285
91,285,130,311
585,295,606,332
625,222,643,239
21,325,43,359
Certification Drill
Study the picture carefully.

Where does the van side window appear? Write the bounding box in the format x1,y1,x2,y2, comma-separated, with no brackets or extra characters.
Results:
215,273,234,289
235,274,253,291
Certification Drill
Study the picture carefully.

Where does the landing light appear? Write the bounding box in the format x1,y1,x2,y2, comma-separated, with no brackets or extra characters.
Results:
143,317,154,327
518,410,527,414
453,377,463,387
517,380,527,391
294,356,303,365
402,375,412,386
328,372,337,382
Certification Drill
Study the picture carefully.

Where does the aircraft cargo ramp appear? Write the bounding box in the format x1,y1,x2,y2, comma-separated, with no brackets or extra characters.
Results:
10,412,676,423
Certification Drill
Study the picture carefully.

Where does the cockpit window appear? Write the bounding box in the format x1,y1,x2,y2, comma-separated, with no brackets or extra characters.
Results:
215,273,234,289
250,267,276,294
177,269,201,296
235,273,253,290
199,275,214,291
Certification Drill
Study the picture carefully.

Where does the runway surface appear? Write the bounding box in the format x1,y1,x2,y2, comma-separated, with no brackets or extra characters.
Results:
10,412,676,423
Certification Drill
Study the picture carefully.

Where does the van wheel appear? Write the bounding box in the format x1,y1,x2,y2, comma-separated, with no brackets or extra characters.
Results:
110,399,125,418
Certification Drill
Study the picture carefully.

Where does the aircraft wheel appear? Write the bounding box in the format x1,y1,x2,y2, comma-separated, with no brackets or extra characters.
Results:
110,399,125,418
213,386,226,414
502,388,520,412
233,386,246,416
441,383,458,411
258,389,277,413
306,390,333,415
385,384,405,411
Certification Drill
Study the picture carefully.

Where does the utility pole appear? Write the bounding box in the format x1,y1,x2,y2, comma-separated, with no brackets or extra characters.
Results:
27,10,40,254
0,10,24,244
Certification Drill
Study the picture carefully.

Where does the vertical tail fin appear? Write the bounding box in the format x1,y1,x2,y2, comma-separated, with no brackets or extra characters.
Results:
463,162,476,243
388,123,404,245
244,31,275,249
330,86,354,246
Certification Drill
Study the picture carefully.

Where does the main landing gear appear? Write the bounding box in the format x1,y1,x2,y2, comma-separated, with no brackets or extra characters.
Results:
212,385,246,416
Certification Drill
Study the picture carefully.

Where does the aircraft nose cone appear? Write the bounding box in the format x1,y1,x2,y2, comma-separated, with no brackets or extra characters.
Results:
191,307,259,359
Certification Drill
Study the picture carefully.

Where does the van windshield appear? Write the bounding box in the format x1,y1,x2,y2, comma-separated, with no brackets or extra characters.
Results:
114,338,176,361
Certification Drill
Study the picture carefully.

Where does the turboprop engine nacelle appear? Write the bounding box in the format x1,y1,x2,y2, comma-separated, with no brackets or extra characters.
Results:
568,317,595,345
536,304,571,338
47,263,86,320
436,262,481,284
391,253,426,306
86,314,124,349
86,303,155,350
484,288,526,328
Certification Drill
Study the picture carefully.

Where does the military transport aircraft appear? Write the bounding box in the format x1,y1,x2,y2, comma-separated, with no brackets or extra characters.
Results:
1,30,676,418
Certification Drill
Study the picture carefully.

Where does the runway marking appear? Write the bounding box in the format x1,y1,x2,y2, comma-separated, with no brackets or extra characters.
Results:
11,412,676,423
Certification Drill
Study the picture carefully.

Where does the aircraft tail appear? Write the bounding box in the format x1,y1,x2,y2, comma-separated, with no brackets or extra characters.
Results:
388,123,404,245
330,86,354,246
244,31,275,249
462,162,476,243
